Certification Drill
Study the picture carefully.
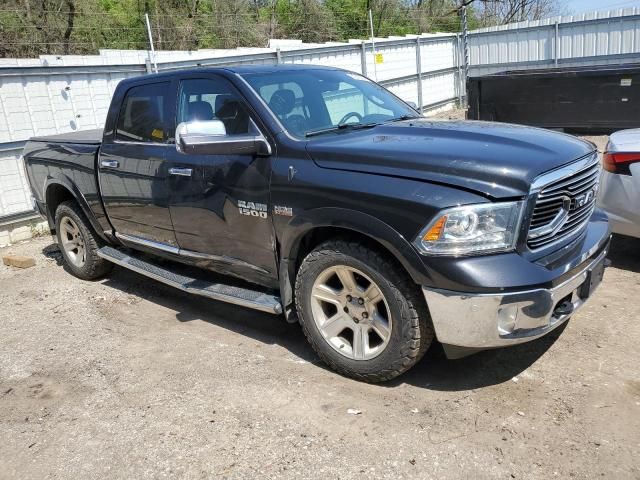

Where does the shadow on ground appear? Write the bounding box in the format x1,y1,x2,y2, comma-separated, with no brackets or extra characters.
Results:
42,241,566,392
42,242,63,264
607,234,640,273
392,323,565,391
100,262,318,363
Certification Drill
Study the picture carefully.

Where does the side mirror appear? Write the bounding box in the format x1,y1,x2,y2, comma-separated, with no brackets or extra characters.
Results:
175,120,272,156
406,101,419,111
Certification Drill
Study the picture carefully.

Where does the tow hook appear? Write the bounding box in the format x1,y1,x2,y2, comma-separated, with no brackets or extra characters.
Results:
553,299,574,318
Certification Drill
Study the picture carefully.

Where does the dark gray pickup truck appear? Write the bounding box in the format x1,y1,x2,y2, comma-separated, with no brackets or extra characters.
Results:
23,65,610,382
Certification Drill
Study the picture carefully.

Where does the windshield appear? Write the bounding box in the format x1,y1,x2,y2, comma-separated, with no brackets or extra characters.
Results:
241,69,419,138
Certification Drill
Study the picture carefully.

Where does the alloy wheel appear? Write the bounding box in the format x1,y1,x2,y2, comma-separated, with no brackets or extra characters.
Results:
310,265,392,360
59,216,86,268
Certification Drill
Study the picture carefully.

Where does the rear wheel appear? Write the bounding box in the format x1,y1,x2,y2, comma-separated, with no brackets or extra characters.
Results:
55,201,112,280
295,239,433,382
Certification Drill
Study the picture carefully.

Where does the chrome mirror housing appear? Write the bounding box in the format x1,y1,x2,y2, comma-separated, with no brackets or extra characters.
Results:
175,120,226,153
175,120,271,156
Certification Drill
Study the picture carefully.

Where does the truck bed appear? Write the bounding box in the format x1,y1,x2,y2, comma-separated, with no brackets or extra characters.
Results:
22,128,109,236
29,128,103,145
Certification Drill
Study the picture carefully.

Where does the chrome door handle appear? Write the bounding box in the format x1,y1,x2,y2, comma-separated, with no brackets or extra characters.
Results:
169,167,192,177
100,159,119,169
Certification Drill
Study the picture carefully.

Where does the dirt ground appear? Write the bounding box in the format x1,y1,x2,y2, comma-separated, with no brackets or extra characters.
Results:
1,131,639,479
1,234,639,479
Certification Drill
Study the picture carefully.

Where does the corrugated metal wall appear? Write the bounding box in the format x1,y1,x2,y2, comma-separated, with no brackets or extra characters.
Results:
1,8,639,221
0,144,32,218
469,7,640,76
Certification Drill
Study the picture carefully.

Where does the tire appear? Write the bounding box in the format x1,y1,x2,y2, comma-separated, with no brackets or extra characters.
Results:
55,200,113,280
295,239,433,382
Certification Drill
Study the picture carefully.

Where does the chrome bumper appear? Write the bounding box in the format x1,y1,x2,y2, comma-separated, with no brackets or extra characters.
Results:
422,247,609,349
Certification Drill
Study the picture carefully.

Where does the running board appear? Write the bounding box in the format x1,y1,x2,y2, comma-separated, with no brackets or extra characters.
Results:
97,246,282,315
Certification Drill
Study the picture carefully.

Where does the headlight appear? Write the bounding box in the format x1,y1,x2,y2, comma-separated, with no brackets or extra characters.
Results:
413,201,524,256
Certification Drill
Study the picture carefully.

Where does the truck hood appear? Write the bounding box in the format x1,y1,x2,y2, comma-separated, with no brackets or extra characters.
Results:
306,119,595,199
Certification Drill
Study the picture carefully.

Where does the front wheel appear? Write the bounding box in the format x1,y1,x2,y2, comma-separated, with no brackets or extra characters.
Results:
295,239,433,382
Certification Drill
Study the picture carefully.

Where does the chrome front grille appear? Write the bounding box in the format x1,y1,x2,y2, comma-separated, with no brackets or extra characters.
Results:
527,156,601,250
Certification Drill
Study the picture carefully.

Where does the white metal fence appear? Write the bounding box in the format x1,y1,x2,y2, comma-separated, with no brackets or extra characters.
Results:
1,7,639,222
469,8,640,76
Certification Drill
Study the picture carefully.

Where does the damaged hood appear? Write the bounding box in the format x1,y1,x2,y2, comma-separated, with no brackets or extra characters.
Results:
306,119,595,199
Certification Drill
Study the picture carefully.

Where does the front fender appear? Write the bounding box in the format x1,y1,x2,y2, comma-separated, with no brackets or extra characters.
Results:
277,207,433,314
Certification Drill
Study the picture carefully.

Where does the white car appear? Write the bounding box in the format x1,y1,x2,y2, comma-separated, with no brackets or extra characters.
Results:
597,128,640,238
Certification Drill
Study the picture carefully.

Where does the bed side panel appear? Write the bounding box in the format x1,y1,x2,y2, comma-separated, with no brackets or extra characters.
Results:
23,140,111,236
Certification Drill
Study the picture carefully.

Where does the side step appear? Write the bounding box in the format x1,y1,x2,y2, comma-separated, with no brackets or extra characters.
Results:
97,246,283,315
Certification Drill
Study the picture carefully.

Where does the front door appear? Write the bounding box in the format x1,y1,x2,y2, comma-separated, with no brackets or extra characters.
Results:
164,75,278,286
99,80,178,247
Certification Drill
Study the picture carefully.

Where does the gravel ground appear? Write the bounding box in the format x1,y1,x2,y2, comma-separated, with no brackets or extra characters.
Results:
1,130,638,479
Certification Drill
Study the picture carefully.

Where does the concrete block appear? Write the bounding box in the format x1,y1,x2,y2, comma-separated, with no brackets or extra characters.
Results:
9,225,32,243
2,255,36,268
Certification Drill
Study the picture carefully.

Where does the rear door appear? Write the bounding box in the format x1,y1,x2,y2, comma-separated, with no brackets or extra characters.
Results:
99,80,178,247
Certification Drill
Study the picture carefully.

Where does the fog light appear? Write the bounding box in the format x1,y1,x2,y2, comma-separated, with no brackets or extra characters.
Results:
498,306,519,335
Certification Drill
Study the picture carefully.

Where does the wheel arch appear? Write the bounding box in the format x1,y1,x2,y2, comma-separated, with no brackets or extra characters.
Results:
44,178,107,241
277,208,432,317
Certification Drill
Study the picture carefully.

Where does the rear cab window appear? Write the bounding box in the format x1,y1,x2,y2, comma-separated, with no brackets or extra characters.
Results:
115,82,170,143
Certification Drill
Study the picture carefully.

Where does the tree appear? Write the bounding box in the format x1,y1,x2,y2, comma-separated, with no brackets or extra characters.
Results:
0,0,569,57
454,0,566,25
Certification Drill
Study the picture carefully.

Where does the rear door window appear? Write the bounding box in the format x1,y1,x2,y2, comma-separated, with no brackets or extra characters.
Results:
116,82,170,143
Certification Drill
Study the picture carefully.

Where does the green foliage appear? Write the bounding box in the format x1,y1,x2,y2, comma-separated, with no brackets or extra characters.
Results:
0,0,472,57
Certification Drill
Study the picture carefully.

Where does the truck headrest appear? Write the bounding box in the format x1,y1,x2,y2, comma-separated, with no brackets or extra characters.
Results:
215,95,242,120
268,89,296,117
215,94,234,115
187,101,214,122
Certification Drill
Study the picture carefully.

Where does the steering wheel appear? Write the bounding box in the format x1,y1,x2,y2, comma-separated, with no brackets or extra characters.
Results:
338,111,363,125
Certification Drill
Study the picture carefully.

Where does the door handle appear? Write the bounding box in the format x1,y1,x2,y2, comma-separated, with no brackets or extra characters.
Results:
169,167,193,177
100,159,119,169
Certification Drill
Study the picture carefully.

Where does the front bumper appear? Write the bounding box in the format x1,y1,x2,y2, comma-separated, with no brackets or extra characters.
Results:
423,242,609,349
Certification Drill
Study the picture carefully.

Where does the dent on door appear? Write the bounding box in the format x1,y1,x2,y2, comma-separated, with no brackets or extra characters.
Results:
169,153,277,285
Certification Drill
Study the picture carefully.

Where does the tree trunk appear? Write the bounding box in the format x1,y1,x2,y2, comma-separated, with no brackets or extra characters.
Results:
154,2,162,49
63,0,75,55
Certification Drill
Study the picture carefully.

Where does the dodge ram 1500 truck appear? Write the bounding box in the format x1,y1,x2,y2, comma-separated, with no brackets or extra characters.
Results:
23,65,610,382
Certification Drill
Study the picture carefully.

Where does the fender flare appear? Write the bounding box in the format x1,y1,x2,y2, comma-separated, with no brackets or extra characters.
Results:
43,176,109,242
277,207,432,314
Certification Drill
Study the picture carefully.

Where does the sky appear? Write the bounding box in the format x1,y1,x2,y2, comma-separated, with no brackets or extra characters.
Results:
566,0,640,14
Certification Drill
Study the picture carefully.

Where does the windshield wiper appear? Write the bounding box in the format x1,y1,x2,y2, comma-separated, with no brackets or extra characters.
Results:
305,122,378,138
385,114,420,123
